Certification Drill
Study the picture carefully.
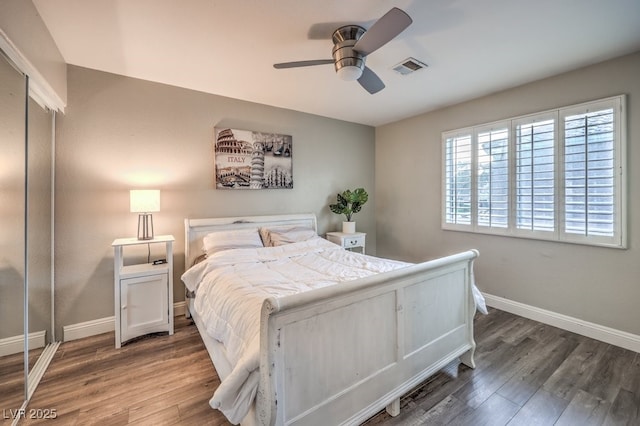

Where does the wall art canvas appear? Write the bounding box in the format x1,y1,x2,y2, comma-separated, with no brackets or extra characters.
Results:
214,127,293,189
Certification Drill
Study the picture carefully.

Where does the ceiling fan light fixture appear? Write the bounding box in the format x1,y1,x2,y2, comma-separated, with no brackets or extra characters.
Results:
337,65,363,81
273,8,413,94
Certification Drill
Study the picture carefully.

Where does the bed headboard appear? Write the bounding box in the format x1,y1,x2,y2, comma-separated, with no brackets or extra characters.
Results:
184,213,318,268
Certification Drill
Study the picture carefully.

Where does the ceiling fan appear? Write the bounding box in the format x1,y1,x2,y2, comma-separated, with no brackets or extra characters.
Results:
273,7,413,94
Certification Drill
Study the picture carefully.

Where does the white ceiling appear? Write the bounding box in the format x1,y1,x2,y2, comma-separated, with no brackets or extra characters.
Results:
33,0,640,126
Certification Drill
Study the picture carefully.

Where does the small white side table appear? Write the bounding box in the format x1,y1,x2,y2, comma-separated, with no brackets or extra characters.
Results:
112,235,174,348
326,232,366,254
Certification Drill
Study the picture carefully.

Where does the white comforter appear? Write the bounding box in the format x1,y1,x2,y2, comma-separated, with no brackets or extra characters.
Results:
181,237,485,424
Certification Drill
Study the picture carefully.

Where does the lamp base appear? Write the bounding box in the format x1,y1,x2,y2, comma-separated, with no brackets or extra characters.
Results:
137,213,154,240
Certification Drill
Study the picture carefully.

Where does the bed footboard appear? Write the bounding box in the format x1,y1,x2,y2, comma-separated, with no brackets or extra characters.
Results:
256,250,478,426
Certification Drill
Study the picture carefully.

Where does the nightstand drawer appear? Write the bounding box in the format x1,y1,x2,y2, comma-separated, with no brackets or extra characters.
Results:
325,231,366,253
343,235,365,248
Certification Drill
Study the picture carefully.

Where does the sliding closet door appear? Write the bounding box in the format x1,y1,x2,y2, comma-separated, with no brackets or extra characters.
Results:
27,95,53,362
0,52,27,412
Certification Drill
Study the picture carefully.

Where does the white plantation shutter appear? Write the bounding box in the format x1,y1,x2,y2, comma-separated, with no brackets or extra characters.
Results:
514,115,556,233
441,95,626,248
476,125,509,229
443,132,473,227
560,97,624,246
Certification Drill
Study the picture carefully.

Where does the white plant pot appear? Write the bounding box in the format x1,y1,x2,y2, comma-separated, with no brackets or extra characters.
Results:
342,221,356,234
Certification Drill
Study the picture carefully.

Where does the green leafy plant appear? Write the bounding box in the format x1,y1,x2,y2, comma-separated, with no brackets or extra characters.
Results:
329,188,369,222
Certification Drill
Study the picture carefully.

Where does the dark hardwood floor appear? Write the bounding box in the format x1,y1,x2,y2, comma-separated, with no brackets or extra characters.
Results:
364,309,639,426
12,308,640,425
0,347,44,420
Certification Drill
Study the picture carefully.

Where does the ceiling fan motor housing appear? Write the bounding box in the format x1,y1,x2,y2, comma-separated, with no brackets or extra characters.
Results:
331,25,366,80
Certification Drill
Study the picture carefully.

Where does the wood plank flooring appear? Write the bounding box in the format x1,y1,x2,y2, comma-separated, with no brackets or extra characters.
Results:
10,308,640,425
1,347,45,418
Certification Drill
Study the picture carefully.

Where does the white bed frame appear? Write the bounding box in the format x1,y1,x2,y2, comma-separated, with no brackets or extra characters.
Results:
184,213,478,426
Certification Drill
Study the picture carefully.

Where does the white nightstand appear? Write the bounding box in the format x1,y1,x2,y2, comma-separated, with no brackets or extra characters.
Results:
112,235,175,348
326,232,366,254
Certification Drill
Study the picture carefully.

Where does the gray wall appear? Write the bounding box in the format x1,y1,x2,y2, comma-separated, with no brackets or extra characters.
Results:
55,65,376,335
0,0,67,107
376,52,640,336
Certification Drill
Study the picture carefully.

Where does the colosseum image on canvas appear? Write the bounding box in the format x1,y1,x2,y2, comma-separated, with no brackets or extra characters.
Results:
213,127,293,189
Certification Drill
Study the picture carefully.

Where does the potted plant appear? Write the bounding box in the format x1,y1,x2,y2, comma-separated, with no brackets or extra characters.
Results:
329,188,368,233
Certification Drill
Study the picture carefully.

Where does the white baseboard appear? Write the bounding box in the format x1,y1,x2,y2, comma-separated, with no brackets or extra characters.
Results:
0,330,46,357
483,293,640,354
63,301,188,342
63,316,115,341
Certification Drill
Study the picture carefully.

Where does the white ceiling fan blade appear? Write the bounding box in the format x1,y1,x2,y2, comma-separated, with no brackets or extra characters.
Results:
358,66,385,94
274,59,334,69
353,7,412,56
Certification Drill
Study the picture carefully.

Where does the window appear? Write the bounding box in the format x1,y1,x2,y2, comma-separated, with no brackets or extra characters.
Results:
444,132,472,226
476,125,509,229
442,96,626,248
514,114,556,234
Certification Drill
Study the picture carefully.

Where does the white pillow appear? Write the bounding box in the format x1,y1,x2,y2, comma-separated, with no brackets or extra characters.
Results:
259,226,317,247
202,228,263,256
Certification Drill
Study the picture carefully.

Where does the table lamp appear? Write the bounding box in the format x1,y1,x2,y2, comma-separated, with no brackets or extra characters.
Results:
130,189,160,240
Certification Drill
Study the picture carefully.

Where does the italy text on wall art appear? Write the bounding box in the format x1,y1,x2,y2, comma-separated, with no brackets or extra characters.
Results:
214,127,293,189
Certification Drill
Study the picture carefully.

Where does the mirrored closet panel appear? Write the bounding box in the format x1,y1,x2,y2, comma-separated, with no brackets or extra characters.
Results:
0,49,27,417
0,47,56,418
27,92,54,363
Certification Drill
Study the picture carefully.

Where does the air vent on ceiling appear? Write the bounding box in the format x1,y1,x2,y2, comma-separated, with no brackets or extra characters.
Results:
392,57,428,75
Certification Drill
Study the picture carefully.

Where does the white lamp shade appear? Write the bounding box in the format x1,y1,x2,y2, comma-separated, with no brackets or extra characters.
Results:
130,190,160,213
